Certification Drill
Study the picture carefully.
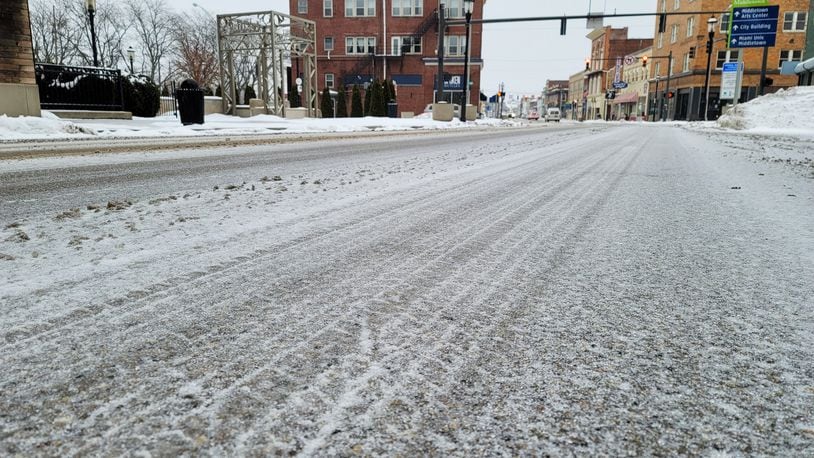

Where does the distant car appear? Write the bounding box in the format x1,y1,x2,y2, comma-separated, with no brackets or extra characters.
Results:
424,103,461,118
544,108,561,122
527,111,540,121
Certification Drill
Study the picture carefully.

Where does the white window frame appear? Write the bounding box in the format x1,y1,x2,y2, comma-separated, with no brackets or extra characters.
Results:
325,73,335,89
392,0,423,17
674,0,680,11
298,0,308,14
345,0,375,17
654,61,661,77
686,16,695,37
324,36,334,51
324,0,333,17
683,53,690,72
391,36,422,55
657,32,664,48
783,12,807,32
716,49,740,69
444,35,467,57
670,24,679,43
345,36,376,55
720,13,730,33
778,50,803,69
446,0,465,18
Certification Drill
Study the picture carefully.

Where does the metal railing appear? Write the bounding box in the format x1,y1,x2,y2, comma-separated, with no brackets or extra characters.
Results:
158,81,179,117
35,64,124,111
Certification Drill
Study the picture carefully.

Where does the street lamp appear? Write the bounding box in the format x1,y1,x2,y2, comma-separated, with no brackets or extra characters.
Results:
127,46,135,74
85,0,99,67
703,16,718,121
460,0,474,122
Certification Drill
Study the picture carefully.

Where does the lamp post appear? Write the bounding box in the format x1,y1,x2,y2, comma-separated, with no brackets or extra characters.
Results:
85,0,99,67
460,0,474,122
127,46,135,74
703,17,718,121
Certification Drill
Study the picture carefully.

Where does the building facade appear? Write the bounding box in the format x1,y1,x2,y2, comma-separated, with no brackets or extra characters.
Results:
543,79,569,111
568,70,586,120
606,46,652,120
0,0,41,117
289,0,485,116
649,0,810,121
585,27,653,120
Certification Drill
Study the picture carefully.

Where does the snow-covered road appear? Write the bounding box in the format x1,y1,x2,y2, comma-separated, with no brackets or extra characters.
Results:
1,124,813,455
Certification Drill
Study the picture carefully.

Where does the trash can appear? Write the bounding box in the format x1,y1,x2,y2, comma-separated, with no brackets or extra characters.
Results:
176,79,205,125
387,101,398,118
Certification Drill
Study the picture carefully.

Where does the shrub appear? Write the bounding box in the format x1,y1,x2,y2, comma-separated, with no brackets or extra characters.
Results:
335,85,348,118
320,87,334,118
122,75,161,117
351,85,363,117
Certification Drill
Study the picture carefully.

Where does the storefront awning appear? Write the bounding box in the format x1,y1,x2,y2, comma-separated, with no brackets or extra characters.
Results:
612,92,640,104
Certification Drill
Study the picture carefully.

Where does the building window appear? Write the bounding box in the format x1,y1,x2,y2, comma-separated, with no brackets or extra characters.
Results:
346,36,376,54
393,0,423,16
325,73,335,89
716,49,740,69
324,0,333,16
671,24,679,43
674,0,680,10
446,0,465,18
660,0,666,13
783,12,807,31
654,61,661,77
298,0,308,14
345,0,375,17
720,13,730,32
392,36,422,55
779,50,803,68
444,35,467,57
324,36,334,51
657,32,664,48
687,16,695,37
683,53,690,72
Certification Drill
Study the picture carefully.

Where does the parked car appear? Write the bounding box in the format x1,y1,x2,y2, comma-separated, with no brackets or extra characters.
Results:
527,110,540,121
544,108,561,122
424,103,461,118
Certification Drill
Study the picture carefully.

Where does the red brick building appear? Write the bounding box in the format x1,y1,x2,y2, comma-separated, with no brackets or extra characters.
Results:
288,0,485,116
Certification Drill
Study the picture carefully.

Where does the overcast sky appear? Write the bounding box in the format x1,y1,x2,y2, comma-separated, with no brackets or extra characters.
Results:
191,0,657,95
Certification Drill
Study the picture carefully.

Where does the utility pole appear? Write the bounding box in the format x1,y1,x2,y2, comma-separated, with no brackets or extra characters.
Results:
758,46,769,96
704,17,718,121
663,50,672,121
436,3,446,104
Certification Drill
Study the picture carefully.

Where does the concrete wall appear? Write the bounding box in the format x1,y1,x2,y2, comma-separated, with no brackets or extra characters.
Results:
0,0,41,116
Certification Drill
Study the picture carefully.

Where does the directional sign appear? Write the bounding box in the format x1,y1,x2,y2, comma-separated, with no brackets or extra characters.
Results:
612,81,629,89
729,5,780,48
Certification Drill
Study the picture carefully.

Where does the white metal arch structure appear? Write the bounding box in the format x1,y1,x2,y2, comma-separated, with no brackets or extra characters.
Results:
217,10,317,117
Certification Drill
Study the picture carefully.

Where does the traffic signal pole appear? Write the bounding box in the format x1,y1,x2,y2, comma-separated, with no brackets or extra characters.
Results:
663,51,672,121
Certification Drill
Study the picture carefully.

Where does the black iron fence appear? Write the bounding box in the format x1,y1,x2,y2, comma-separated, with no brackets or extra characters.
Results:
35,64,124,111
158,81,179,117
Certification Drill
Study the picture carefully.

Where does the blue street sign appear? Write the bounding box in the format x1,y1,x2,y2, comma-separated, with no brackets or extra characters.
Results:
730,5,780,48
612,81,629,89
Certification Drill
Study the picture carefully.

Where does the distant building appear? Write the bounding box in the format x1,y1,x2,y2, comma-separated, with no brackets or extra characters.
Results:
585,27,653,120
288,0,486,117
544,80,569,111
568,70,586,120
605,46,652,120
649,0,810,121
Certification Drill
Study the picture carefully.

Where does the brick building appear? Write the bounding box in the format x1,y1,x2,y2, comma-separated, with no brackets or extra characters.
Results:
606,46,652,120
567,70,586,120
288,0,485,116
543,79,569,111
649,0,810,121
585,27,653,120
0,0,41,117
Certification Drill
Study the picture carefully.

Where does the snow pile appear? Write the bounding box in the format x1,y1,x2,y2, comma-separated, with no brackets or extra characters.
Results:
0,113,95,140
717,86,814,136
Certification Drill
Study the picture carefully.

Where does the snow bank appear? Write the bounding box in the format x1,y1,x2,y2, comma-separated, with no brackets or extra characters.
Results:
717,86,814,137
0,111,516,142
0,113,95,140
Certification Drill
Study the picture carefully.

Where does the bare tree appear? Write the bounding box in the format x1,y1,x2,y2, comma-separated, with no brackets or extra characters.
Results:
172,10,219,89
66,0,130,68
126,0,175,81
29,0,83,65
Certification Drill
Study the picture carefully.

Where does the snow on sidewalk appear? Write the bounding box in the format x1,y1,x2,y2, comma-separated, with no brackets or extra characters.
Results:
0,111,514,142
716,86,814,137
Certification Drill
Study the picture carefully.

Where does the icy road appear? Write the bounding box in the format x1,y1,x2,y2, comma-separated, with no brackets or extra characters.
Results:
1,124,813,455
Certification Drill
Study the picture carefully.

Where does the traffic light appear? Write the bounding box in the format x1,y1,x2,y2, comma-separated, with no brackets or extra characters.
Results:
585,58,590,71
642,55,648,67
666,91,675,99
560,18,567,36
688,47,696,59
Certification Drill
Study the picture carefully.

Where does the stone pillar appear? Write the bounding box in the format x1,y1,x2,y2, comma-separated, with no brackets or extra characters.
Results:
0,0,41,117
